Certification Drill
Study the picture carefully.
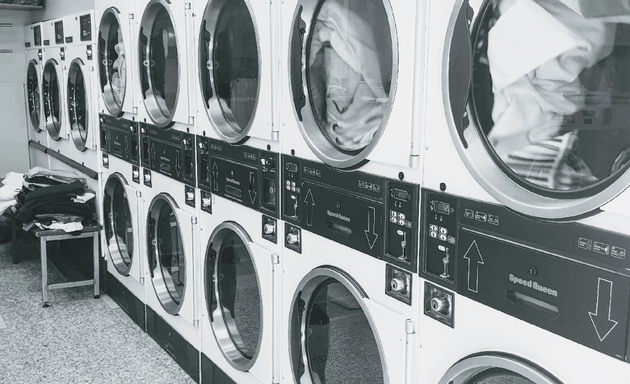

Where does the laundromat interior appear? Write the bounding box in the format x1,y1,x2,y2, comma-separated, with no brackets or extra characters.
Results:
2,0,630,382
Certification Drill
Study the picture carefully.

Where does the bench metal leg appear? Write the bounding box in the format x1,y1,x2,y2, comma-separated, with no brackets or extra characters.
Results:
92,232,100,299
40,236,49,308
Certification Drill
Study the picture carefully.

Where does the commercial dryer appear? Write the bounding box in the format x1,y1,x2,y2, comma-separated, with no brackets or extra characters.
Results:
279,0,428,183
419,190,630,383
64,11,100,172
96,0,139,120
192,0,278,153
41,17,71,160
24,22,48,168
100,115,146,330
136,0,195,134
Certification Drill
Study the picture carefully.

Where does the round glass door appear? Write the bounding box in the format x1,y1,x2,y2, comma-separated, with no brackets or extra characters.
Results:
447,0,630,218
42,59,62,141
290,0,397,168
67,59,89,151
289,268,386,383
138,0,180,127
147,193,186,315
198,0,260,143
26,60,42,133
103,174,134,276
438,354,561,384
205,222,262,371
98,8,127,117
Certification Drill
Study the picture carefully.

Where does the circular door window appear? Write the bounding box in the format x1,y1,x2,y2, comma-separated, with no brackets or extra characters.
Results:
438,354,561,384
447,0,630,218
147,193,186,315
205,222,262,371
98,8,127,116
103,174,134,276
289,268,386,383
67,59,89,151
42,59,62,141
198,0,260,142
27,60,41,133
138,0,180,127
290,0,396,168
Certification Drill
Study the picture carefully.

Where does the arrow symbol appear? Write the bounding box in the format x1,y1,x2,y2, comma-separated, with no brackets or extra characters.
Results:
589,278,618,342
248,172,257,205
463,240,484,293
304,189,315,227
212,162,219,192
364,206,378,249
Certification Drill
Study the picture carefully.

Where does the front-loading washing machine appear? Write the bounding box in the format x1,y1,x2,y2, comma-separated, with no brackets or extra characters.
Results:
97,0,139,120
101,147,146,330
64,11,100,172
279,0,428,181
192,0,278,152
136,0,195,134
24,22,48,168
198,194,282,384
281,221,418,384
419,190,630,383
140,135,200,382
41,17,71,160
423,0,630,225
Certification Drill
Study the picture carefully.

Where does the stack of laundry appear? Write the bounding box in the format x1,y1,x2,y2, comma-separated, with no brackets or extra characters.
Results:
12,167,97,233
0,172,27,243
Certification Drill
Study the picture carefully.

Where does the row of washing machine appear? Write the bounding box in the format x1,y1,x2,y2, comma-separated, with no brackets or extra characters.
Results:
23,0,630,382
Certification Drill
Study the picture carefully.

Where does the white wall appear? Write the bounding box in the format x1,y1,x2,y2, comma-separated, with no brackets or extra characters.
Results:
0,10,33,175
31,1,95,22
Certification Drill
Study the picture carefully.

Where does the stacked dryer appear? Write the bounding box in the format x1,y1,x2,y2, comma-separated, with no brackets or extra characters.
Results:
277,0,428,382
97,0,146,331
419,0,630,382
41,17,70,161
24,22,48,168
63,11,100,173
191,0,283,382
135,0,201,381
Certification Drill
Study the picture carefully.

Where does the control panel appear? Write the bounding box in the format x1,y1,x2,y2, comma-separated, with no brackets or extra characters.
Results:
140,123,196,187
100,114,139,165
421,189,630,361
196,136,279,218
282,155,419,272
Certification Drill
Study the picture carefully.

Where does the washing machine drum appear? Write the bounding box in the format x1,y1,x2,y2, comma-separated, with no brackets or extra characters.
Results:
67,59,89,151
289,268,387,383
42,59,62,141
198,0,260,143
138,0,180,127
289,0,397,168
26,60,41,132
438,354,561,384
447,0,630,218
103,174,135,276
147,194,187,315
98,8,128,117
205,222,262,371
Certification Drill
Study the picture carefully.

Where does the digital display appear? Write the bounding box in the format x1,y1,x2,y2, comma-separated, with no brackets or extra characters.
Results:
393,188,409,201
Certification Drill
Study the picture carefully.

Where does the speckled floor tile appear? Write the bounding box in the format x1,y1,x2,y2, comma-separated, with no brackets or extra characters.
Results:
0,241,197,384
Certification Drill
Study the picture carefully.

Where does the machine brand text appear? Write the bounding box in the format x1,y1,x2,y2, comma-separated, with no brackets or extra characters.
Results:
327,210,351,222
509,274,558,297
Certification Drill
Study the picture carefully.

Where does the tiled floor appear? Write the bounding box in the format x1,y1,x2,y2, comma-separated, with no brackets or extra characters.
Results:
0,238,196,384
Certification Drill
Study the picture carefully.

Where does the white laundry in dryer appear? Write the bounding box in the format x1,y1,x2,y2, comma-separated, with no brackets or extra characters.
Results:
96,0,139,120
279,0,428,182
